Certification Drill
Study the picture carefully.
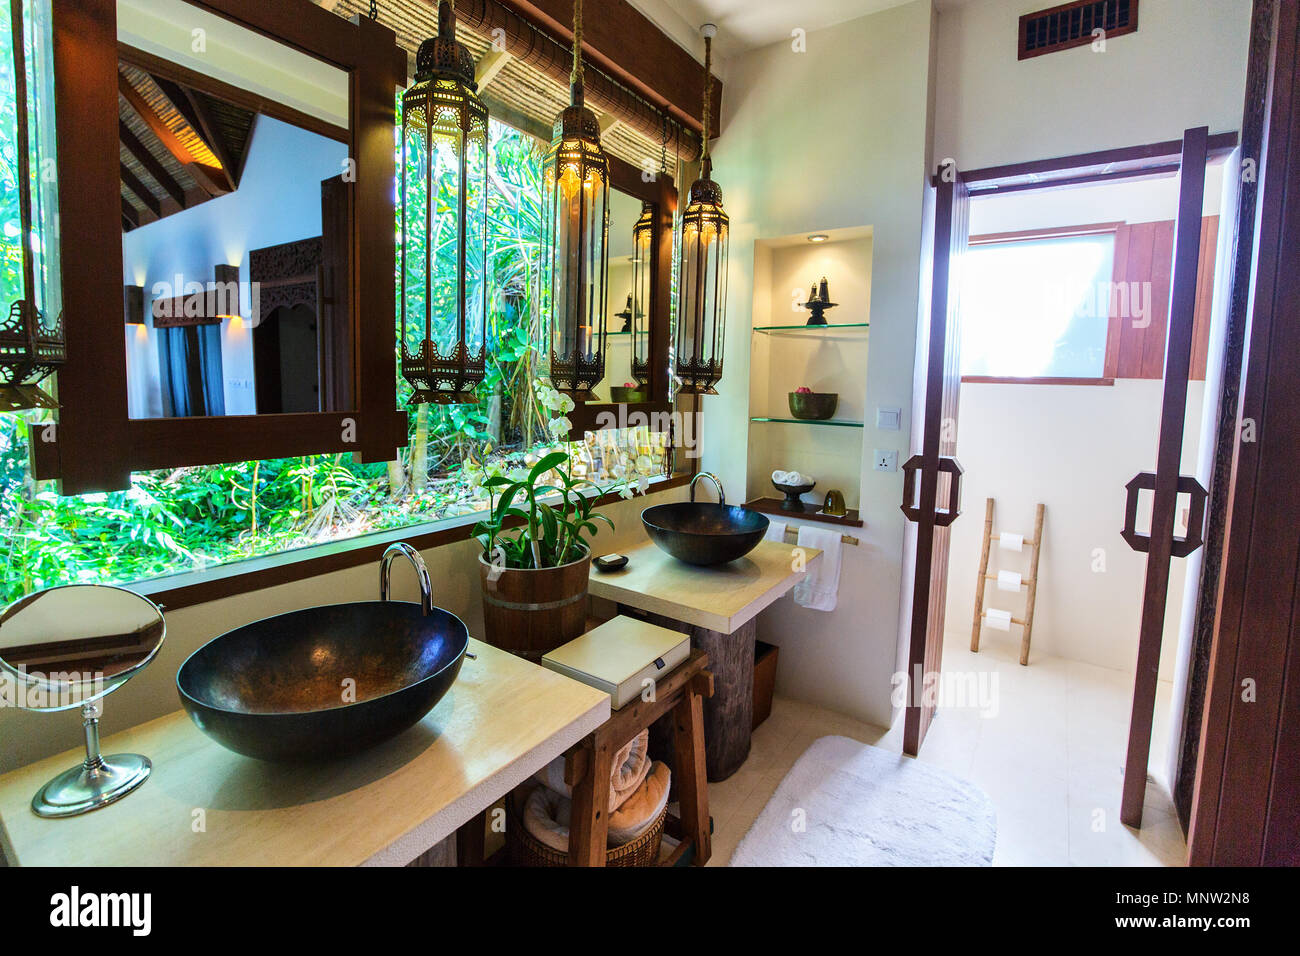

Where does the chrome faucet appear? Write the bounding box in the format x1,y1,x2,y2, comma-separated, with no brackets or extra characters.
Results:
379,542,433,616
690,471,725,506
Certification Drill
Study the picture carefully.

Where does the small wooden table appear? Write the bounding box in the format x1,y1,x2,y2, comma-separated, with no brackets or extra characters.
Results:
0,640,608,867
563,648,714,867
588,540,820,780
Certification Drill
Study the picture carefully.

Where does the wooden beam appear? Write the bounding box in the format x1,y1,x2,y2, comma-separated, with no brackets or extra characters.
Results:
119,163,161,218
498,0,721,136
475,47,511,90
120,196,139,229
118,71,234,195
118,120,187,209
178,85,241,187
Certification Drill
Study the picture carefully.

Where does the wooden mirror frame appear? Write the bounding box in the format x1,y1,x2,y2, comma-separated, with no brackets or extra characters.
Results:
36,0,407,495
567,153,677,435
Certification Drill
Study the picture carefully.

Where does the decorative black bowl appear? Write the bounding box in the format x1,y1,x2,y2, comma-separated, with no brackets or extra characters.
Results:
788,392,839,420
772,479,816,512
641,502,770,566
177,602,468,762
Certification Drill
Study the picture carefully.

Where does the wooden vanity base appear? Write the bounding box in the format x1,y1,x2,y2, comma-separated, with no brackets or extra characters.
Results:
620,605,755,781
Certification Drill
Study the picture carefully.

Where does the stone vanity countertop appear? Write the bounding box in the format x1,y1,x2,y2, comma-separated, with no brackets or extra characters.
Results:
586,539,822,634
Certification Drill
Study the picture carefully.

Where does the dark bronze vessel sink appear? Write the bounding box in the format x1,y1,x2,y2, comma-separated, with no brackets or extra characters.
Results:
177,601,468,762
642,502,770,566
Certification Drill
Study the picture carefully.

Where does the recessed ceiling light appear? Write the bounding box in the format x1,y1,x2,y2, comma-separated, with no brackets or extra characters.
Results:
808,234,829,243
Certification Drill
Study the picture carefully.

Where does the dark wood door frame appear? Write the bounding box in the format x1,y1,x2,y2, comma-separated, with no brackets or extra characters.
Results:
901,166,969,756
1118,127,1210,828
1189,0,1300,867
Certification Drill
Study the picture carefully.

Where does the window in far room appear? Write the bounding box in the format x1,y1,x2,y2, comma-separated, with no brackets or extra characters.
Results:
959,231,1117,380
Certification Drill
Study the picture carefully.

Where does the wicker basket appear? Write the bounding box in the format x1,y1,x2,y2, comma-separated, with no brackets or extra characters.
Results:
505,788,666,867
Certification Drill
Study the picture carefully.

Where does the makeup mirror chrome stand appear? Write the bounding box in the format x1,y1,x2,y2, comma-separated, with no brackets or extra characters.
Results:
32,699,154,817
0,584,167,817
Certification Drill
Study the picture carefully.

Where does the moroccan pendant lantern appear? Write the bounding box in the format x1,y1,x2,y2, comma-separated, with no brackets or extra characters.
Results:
399,0,488,405
675,23,728,395
542,0,610,399
629,200,654,389
0,0,64,412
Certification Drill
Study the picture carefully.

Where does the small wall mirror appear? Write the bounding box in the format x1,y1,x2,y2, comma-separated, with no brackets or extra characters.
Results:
0,585,165,816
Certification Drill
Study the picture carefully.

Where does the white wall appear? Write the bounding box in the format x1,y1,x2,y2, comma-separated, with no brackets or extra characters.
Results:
945,380,1205,675
708,0,936,728
934,0,1252,171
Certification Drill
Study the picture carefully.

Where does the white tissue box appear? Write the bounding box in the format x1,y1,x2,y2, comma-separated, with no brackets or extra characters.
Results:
542,616,690,709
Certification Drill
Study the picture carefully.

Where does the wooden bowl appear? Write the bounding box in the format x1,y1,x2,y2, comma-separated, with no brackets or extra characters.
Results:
788,392,838,420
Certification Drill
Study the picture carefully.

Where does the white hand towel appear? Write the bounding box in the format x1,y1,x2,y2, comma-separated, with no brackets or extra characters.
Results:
764,519,788,543
998,532,1024,552
792,526,843,612
996,569,1022,592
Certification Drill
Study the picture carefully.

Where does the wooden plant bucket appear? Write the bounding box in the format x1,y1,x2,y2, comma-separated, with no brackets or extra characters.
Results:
478,549,591,661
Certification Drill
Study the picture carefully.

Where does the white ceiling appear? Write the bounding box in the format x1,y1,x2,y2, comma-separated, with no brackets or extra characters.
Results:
627,0,930,59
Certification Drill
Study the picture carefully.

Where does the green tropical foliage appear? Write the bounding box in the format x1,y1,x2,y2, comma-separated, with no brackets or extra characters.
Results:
473,451,614,570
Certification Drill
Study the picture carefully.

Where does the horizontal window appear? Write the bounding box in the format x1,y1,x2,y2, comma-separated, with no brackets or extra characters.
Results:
960,232,1116,379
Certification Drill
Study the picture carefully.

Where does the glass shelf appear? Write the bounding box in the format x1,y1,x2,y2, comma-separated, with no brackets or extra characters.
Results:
752,323,869,334
751,417,865,428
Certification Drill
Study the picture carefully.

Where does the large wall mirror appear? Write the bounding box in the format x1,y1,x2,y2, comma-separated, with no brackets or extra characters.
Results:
38,0,407,494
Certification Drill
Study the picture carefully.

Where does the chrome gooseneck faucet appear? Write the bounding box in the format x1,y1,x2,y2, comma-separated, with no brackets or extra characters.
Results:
379,542,433,616
690,471,725,506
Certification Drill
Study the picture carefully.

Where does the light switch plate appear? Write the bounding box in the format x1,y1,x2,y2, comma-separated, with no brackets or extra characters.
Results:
873,449,898,473
876,406,902,431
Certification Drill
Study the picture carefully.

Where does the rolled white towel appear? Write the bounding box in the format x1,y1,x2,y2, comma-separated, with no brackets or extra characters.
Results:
772,469,814,486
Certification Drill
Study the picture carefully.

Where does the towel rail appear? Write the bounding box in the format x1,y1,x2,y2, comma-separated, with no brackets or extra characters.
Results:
783,527,859,546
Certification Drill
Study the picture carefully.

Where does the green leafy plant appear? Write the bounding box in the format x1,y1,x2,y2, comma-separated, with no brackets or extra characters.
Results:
473,451,614,570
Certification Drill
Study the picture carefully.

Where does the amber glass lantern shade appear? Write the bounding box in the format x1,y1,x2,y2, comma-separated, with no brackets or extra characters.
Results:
541,91,610,400
0,0,64,412
398,1,488,405
675,167,728,395
629,201,654,390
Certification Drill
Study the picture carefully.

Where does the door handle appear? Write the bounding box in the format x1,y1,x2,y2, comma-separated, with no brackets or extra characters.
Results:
901,455,963,526
1121,472,1208,557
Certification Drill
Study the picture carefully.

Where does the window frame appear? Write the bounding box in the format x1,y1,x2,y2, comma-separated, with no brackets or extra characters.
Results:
960,221,1124,386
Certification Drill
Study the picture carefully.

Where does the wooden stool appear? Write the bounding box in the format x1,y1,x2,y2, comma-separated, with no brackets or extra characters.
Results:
565,648,714,866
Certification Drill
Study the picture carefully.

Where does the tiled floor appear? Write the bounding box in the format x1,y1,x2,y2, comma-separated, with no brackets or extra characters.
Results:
707,635,1188,866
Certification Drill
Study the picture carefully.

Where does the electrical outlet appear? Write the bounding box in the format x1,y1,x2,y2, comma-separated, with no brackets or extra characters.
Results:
873,449,898,473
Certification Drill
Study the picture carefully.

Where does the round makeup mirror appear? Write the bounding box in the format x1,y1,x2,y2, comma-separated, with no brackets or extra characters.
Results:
0,585,166,817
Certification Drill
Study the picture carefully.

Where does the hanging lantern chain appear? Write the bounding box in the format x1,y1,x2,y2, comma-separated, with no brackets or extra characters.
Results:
368,0,378,20
571,0,584,87
700,33,713,162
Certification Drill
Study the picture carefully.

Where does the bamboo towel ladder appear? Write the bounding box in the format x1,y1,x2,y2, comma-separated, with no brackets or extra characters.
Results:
971,498,1045,666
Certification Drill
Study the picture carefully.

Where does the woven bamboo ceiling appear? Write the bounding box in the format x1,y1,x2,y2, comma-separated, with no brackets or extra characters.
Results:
328,0,689,174
118,62,255,231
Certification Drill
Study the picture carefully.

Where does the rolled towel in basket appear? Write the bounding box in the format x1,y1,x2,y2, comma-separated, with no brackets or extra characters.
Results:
607,761,671,847
522,784,572,853
533,730,651,811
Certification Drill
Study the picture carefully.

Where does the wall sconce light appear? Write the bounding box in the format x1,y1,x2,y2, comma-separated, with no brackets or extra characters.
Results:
124,286,145,325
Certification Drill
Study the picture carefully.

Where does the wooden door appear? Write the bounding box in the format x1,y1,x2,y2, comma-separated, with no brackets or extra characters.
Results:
1119,128,1211,827
901,165,969,756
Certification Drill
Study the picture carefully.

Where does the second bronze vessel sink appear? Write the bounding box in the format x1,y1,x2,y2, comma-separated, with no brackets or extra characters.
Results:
642,473,769,566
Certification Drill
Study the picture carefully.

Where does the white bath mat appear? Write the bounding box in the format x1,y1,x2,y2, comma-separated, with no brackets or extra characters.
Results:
730,736,996,867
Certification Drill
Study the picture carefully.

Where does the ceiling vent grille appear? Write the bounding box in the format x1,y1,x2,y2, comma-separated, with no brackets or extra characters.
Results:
1018,0,1139,60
